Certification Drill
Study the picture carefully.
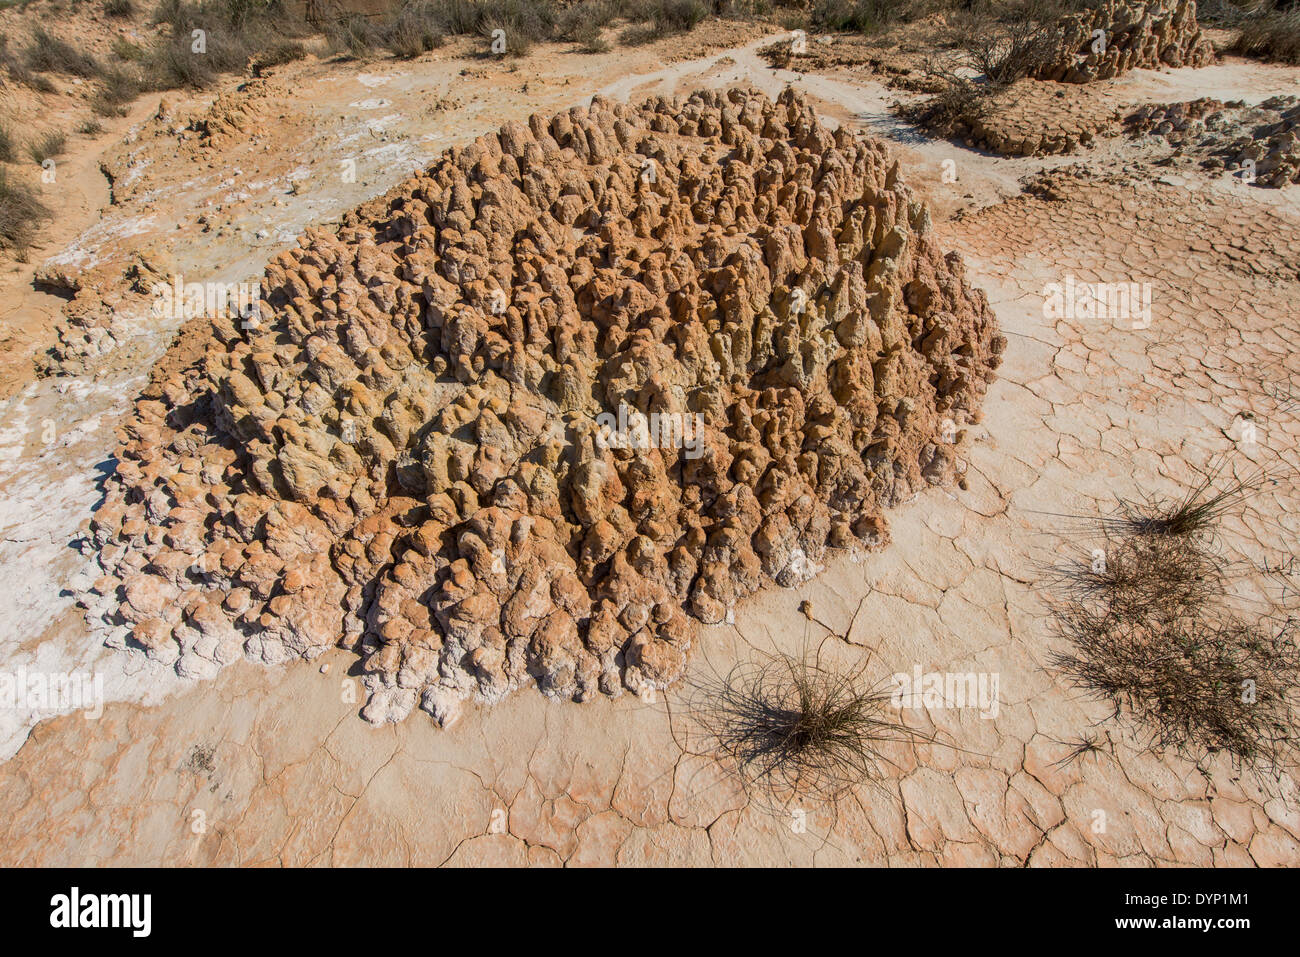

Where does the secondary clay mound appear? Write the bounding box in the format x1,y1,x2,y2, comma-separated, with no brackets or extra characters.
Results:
35,81,287,378
896,1,1212,157
1125,95,1230,138
185,78,277,149
83,87,1003,726
1036,0,1214,84
945,80,1127,158
1126,96,1300,187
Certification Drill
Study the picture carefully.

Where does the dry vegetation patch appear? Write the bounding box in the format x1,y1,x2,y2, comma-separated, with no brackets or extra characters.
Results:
1045,463,1300,772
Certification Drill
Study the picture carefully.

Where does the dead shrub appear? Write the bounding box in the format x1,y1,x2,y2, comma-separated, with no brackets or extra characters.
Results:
1231,4,1300,64
1042,460,1300,772
0,170,53,258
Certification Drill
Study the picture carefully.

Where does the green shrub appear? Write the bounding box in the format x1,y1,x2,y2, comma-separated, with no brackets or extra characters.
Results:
251,39,307,73
474,0,559,55
111,37,149,62
556,0,622,43
325,13,381,59
809,0,907,33
620,0,710,44
0,33,56,91
148,0,310,85
90,67,144,116
386,1,446,58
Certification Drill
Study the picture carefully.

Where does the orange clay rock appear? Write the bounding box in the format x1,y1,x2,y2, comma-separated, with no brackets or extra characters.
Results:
1037,0,1214,84
84,87,1004,725
185,80,272,148
1127,96,1300,189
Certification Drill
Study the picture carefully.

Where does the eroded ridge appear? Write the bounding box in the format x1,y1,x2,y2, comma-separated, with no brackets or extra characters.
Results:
84,87,1003,726
1036,0,1214,84
1127,95,1300,187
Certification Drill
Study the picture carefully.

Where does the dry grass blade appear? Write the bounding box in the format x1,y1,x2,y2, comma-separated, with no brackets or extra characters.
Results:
1106,464,1264,539
1048,731,1108,769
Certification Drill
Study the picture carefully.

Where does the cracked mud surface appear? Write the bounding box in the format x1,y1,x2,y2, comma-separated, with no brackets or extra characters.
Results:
1,19,1298,866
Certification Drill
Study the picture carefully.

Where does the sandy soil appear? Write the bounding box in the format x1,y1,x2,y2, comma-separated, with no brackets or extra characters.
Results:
1,17,1298,866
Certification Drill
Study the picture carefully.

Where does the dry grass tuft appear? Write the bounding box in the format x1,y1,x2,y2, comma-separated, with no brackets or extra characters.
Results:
24,28,101,78
1040,533,1224,621
1230,2,1300,64
1043,458,1300,772
0,169,53,258
1079,461,1265,541
1049,612,1300,768
685,640,925,804
27,129,67,164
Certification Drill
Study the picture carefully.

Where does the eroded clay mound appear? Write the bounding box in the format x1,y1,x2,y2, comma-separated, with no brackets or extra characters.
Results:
1126,95,1229,137
1127,96,1300,187
1037,0,1213,84
956,81,1126,158
84,88,1003,725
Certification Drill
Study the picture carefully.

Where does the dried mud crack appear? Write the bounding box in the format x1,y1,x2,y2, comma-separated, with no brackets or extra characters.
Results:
83,87,1003,727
